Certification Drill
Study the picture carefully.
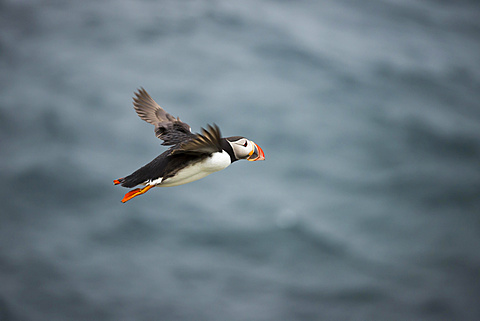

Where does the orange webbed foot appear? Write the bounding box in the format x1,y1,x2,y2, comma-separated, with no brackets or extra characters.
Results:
121,185,154,203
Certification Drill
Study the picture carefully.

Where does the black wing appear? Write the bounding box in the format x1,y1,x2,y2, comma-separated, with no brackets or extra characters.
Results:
133,88,194,145
170,124,223,156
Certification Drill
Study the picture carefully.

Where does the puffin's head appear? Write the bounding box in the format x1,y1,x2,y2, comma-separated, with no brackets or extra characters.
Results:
226,136,265,162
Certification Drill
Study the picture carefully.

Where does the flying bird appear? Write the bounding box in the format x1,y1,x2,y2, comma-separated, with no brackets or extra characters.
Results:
114,88,265,203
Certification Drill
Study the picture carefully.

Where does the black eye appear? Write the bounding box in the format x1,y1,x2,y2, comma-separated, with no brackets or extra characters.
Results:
243,141,248,147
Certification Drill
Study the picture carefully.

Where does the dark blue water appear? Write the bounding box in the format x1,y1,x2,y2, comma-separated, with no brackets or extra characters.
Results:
1,0,480,320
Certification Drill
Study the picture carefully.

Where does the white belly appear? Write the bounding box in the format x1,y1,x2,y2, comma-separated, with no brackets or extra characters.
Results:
150,151,231,187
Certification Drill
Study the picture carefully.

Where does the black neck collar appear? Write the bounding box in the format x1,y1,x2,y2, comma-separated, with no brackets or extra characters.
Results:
220,138,238,163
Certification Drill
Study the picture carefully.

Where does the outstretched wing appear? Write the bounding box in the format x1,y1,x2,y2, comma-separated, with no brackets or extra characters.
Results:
133,88,194,145
170,124,223,156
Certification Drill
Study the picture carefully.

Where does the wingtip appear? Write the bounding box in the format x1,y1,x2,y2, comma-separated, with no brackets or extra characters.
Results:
133,87,145,99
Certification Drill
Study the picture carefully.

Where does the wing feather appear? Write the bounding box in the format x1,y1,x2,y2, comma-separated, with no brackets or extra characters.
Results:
133,88,176,124
132,89,223,154
132,88,193,145
171,124,222,156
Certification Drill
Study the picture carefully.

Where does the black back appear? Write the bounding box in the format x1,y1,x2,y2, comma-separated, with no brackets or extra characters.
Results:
118,147,212,188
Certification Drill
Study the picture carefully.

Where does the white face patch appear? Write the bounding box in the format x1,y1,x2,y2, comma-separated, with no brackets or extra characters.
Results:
229,138,253,160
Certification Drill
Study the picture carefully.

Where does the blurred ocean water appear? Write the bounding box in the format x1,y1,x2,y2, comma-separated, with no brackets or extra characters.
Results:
1,0,480,320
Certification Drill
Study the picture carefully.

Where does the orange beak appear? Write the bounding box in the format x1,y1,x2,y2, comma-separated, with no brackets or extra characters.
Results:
247,141,265,161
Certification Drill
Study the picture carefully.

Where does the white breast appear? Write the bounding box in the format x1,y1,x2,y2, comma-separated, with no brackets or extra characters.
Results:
150,151,231,187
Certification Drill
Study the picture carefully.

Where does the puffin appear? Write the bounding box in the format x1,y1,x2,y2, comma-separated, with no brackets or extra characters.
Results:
114,88,265,203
